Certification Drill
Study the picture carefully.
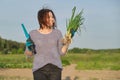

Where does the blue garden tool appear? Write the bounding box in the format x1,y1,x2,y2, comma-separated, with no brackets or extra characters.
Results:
21,24,36,54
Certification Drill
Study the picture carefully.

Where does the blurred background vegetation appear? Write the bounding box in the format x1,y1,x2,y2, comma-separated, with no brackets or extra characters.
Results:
0,36,25,54
0,36,120,70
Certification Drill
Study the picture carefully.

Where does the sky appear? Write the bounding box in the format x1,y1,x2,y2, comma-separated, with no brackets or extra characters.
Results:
0,0,120,49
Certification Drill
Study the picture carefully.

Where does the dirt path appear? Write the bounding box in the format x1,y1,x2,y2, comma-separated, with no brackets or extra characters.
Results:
62,64,120,80
0,64,120,80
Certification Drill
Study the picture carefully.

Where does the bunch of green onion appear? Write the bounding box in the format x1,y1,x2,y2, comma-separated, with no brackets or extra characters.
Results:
66,6,84,38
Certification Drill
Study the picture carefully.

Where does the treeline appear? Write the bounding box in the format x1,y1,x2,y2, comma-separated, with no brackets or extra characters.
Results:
0,36,25,54
0,36,120,54
68,47,120,54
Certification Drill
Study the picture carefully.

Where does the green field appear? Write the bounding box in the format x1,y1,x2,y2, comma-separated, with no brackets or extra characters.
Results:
0,52,120,70
62,52,120,70
0,54,32,68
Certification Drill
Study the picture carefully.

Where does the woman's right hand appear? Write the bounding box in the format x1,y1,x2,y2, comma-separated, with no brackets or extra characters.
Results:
24,49,33,56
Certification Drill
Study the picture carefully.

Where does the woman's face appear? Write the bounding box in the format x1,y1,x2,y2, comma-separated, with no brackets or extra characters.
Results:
45,12,55,28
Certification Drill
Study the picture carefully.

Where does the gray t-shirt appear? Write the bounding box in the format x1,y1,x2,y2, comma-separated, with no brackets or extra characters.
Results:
29,29,64,72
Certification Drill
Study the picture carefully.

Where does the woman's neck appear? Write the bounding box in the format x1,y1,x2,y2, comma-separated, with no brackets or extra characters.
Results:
38,28,52,34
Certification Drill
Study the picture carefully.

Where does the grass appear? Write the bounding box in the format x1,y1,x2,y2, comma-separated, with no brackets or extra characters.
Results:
0,76,32,80
0,54,32,68
61,52,120,70
0,52,120,70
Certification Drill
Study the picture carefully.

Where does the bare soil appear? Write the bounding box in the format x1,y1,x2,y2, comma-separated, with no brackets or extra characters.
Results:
0,64,120,80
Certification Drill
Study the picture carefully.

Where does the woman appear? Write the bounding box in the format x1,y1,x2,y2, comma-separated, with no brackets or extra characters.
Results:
25,8,71,80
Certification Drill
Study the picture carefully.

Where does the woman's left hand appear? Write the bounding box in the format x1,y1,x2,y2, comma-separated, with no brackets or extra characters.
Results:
62,34,72,45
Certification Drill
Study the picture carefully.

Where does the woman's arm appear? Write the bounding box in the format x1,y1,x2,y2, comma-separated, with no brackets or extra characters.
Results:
61,44,70,54
24,47,33,57
25,50,33,56
61,34,71,55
